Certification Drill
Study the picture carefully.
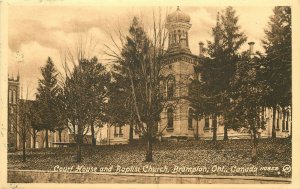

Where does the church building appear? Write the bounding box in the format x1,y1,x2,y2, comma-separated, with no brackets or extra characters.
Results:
8,75,20,151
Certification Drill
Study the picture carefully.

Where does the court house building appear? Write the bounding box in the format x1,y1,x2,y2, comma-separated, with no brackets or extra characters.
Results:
157,7,291,140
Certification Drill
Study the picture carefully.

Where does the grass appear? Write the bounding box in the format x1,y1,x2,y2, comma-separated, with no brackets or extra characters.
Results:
8,138,291,178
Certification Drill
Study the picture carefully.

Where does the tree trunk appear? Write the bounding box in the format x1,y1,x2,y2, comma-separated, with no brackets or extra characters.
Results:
33,130,36,149
77,125,83,163
145,123,153,162
212,114,217,141
45,129,49,148
261,107,265,128
91,122,96,146
272,106,276,138
107,124,110,145
77,138,82,163
129,124,134,144
282,109,286,131
285,110,289,131
196,115,199,141
290,108,292,137
58,130,62,142
22,136,26,162
223,124,228,141
251,127,258,163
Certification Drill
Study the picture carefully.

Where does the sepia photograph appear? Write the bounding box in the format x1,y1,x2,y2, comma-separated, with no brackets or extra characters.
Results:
0,0,298,187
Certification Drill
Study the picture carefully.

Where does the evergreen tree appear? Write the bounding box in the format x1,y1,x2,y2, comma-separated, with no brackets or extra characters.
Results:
108,16,166,161
262,6,291,138
36,57,60,148
192,7,247,141
106,68,136,143
85,57,110,146
229,53,270,162
63,57,110,161
219,7,247,140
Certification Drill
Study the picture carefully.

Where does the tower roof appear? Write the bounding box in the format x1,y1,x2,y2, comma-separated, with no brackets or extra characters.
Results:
166,6,190,24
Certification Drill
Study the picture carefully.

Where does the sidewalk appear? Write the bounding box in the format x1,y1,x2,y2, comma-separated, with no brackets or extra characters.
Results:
7,169,292,184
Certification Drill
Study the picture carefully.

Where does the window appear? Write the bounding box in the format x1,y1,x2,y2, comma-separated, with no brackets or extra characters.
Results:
167,108,174,129
188,108,193,129
8,90,12,104
119,126,123,135
286,111,289,131
167,76,175,98
114,126,123,137
276,109,280,129
12,90,16,104
198,73,202,82
173,32,176,43
282,110,286,131
204,115,210,129
159,80,164,97
178,30,181,40
10,123,14,133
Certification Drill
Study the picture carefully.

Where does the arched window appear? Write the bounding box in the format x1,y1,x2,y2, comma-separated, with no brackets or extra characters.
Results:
167,75,175,98
167,108,174,129
159,80,164,97
188,108,193,129
12,90,16,104
8,90,12,104
173,32,176,43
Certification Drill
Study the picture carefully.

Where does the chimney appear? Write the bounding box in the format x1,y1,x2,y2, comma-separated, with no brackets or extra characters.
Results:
199,41,204,57
248,42,255,55
17,71,20,81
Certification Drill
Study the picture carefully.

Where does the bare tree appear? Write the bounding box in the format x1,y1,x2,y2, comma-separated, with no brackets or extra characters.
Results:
13,85,35,161
105,8,189,162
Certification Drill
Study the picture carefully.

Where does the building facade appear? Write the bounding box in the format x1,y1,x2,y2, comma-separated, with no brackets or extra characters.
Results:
95,125,139,145
8,75,20,151
157,7,292,140
8,77,70,150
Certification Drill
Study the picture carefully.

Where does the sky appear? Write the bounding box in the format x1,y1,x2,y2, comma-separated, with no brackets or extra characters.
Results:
8,5,274,99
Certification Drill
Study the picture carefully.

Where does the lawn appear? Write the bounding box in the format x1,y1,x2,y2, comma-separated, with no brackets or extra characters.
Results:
8,138,291,178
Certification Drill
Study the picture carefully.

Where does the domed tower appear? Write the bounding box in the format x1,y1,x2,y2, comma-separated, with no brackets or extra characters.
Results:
166,6,191,54
159,7,204,140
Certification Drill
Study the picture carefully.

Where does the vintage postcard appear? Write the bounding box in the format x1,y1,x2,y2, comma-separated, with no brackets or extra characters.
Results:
0,0,299,188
